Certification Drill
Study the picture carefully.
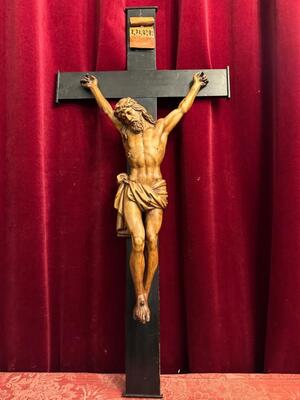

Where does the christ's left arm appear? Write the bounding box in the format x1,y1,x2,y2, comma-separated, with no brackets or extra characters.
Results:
162,72,208,135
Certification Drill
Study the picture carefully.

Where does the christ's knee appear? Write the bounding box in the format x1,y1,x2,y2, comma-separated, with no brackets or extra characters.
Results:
146,234,158,252
132,235,145,253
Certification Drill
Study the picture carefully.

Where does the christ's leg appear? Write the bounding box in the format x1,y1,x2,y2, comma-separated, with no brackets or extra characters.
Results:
124,198,150,324
144,208,163,299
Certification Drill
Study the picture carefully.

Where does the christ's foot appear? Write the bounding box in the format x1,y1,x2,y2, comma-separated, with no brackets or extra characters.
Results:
133,294,151,324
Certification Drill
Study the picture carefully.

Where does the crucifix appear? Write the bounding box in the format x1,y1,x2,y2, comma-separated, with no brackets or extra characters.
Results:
56,6,230,398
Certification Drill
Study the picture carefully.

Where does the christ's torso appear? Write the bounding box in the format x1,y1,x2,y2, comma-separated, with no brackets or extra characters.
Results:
121,119,167,186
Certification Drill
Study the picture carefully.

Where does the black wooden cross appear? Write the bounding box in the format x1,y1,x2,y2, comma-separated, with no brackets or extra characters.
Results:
56,7,230,398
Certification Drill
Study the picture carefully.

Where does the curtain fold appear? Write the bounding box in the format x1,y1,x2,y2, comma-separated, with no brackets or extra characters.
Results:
264,0,300,373
0,0,299,373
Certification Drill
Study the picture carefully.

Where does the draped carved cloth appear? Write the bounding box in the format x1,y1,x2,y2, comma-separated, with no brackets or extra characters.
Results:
114,173,168,237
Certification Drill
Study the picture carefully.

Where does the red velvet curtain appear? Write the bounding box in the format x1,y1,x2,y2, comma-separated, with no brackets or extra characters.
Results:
1,0,300,373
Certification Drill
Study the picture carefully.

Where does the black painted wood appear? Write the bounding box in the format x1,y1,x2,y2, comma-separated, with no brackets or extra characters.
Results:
124,7,162,398
125,238,162,399
56,68,230,102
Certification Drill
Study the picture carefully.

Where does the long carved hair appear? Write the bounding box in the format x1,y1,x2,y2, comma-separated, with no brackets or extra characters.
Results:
114,97,156,126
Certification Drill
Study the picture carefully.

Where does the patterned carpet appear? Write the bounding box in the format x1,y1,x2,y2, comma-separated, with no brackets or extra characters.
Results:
0,373,299,399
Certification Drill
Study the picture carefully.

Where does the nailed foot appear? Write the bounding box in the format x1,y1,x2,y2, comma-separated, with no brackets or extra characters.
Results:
133,294,151,324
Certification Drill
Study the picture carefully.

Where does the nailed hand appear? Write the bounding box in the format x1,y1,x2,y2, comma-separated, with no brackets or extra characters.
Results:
193,71,209,88
80,73,98,89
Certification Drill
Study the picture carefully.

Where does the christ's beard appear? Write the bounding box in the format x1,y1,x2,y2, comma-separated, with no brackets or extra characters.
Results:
129,120,143,134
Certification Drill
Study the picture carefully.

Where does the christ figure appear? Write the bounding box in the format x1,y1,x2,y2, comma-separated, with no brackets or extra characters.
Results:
81,72,208,324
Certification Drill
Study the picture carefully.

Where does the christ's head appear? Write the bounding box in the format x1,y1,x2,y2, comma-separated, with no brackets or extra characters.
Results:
114,97,155,133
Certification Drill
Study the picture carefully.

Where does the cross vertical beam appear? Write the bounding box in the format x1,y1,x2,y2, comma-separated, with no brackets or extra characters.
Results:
123,7,162,399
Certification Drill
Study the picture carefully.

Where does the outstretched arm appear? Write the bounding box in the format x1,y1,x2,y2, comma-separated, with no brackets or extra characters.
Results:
80,74,122,131
163,72,208,135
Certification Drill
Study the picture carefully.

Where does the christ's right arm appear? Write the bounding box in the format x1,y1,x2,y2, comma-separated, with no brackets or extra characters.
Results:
80,74,122,131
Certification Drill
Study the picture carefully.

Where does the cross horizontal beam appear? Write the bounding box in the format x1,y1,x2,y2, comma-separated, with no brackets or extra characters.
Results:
56,68,230,103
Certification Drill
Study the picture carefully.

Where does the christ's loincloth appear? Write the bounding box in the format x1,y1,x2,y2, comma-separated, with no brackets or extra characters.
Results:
114,173,168,237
